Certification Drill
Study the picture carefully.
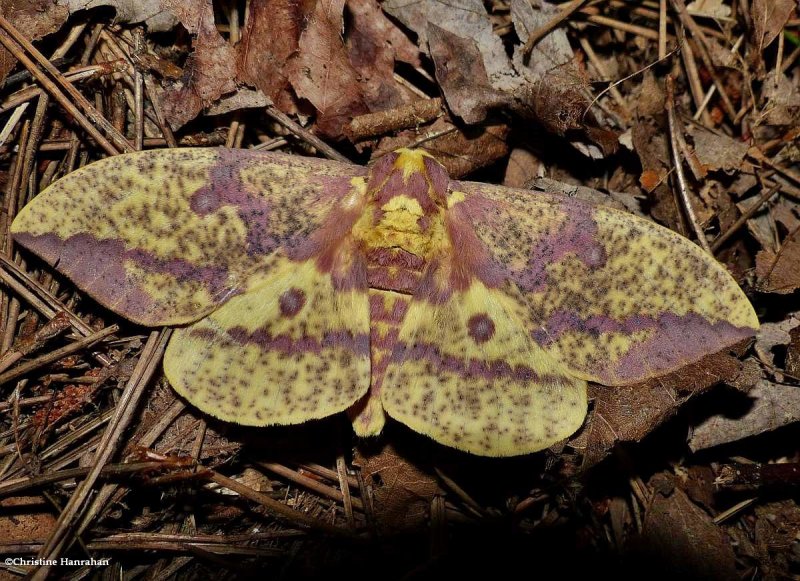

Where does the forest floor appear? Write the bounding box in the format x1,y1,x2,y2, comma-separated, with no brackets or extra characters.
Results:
0,0,798,579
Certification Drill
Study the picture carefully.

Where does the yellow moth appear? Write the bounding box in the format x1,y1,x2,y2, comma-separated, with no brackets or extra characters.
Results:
11,148,758,456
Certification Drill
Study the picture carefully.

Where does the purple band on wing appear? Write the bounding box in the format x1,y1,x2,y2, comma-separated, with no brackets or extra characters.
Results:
534,310,755,383
191,149,362,259
453,191,607,293
516,198,607,293
189,149,276,256
14,231,233,321
392,340,561,383
200,326,370,356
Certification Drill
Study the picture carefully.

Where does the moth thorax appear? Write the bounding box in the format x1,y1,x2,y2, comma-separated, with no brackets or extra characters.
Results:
366,149,449,210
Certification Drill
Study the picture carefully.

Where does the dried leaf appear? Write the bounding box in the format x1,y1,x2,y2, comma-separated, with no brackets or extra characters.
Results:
160,0,237,129
428,24,511,124
285,0,368,137
630,74,684,226
374,118,510,177
630,487,737,581
503,147,540,188
509,0,574,82
235,0,307,114
639,169,664,192
382,0,520,92
755,226,800,294
346,0,419,112
751,0,795,52
786,326,800,376
61,0,177,31
205,88,271,117
689,379,800,451
753,312,800,368
356,442,441,530
754,501,800,578
578,349,744,467
511,0,615,156
772,196,800,233
633,122,680,228
687,0,732,19
689,126,749,172
760,71,800,126
738,194,778,251
0,0,68,84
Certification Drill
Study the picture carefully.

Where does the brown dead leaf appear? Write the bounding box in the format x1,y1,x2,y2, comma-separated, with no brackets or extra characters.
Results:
235,0,307,114
689,126,749,172
738,193,778,251
373,118,509,178
511,0,616,157
639,169,664,192
630,486,737,580
386,0,613,155
773,196,800,233
755,226,800,293
687,0,732,18
285,0,368,137
428,24,511,124
160,0,237,129
680,465,717,511
760,71,800,127
346,0,419,112
61,0,177,31
635,70,666,118
754,311,800,368
355,442,441,530
503,147,540,188
751,0,795,53
633,121,681,229
689,378,800,451
727,171,759,198
0,0,68,85
578,348,744,467
206,88,270,117
383,0,519,92
510,0,574,82
630,74,685,228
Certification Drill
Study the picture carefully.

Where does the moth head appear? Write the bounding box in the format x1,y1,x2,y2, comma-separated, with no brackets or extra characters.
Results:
366,148,450,212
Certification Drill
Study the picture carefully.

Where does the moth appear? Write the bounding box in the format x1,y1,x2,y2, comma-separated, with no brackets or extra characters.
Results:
11,148,759,456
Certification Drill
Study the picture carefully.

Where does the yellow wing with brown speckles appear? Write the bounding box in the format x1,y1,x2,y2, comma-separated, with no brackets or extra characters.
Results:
449,181,759,386
165,252,370,426
11,148,368,326
12,148,372,426
381,272,587,456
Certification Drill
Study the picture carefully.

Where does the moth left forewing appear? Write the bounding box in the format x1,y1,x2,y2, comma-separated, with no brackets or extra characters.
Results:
450,180,759,386
11,148,367,326
12,147,374,427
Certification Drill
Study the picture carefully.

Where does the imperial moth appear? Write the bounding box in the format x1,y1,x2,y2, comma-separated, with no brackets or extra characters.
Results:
11,148,759,456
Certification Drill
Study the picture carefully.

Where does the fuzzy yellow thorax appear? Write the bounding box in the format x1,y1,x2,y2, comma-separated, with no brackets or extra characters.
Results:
352,151,450,259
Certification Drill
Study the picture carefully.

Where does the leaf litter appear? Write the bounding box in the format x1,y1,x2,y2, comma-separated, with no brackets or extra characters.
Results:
0,0,798,577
